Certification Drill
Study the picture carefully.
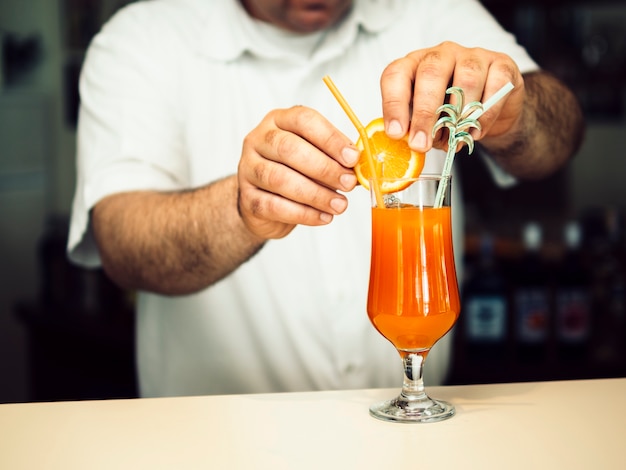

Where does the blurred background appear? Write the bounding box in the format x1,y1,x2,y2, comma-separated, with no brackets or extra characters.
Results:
0,0,624,403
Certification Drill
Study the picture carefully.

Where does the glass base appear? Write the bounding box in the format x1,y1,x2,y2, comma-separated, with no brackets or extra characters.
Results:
369,393,455,423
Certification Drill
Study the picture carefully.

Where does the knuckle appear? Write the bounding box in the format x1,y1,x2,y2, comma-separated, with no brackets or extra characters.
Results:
312,182,328,202
381,57,405,78
252,161,266,184
381,55,421,88
381,98,405,110
264,128,279,147
290,105,316,128
412,108,434,121
291,181,306,203
241,132,257,155
313,150,342,187
497,63,519,82
270,131,298,162
264,164,285,190
261,195,280,218
239,185,265,219
455,72,482,92
438,40,458,49
417,54,445,81
460,54,485,75
417,64,440,81
252,161,288,198
423,50,442,63
249,195,264,217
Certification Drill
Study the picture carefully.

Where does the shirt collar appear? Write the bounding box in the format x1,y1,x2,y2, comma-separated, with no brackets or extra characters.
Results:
199,0,405,62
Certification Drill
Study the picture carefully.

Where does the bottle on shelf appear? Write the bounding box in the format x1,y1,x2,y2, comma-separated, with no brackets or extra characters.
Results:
586,208,626,367
512,222,551,363
554,221,591,361
462,232,509,362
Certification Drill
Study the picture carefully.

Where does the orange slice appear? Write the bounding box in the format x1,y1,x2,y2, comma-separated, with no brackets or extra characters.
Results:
355,118,425,193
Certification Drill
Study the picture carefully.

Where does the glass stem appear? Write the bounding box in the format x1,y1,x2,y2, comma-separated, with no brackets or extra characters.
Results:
400,352,428,401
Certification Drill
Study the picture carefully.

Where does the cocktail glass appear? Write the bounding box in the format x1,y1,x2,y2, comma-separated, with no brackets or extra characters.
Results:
367,175,460,423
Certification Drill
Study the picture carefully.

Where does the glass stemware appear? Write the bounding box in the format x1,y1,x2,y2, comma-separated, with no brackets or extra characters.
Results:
367,175,460,423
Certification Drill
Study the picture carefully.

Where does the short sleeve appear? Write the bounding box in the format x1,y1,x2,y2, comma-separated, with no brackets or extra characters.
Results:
68,4,189,266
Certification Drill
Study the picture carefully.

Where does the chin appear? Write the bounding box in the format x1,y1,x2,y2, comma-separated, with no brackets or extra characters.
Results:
286,3,350,33
290,20,334,33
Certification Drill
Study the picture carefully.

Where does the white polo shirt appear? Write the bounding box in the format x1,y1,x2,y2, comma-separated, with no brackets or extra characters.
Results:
68,0,538,397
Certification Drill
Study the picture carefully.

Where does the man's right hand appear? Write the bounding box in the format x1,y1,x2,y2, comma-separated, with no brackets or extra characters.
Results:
237,105,360,240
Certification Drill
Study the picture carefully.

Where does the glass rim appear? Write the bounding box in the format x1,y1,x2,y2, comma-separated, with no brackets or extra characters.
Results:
368,174,449,183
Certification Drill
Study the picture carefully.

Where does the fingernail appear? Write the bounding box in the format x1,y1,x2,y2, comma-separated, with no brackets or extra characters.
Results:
410,131,427,150
330,197,348,213
387,120,403,138
340,173,357,190
341,146,360,166
320,213,333,223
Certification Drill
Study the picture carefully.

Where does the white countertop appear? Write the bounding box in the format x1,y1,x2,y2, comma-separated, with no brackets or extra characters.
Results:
1,378,624,469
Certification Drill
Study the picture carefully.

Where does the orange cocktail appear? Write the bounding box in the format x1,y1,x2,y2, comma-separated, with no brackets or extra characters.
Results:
366,175,460,423
368,205,459,354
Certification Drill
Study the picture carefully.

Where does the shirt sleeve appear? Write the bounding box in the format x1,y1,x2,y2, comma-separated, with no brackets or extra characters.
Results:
68,4,189,267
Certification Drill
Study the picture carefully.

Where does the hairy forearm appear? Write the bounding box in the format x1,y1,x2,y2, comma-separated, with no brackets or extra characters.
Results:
92,175,265,295
481,71,585,180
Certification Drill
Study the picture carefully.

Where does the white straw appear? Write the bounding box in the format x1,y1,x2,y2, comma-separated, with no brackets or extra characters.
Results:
468,81,515,120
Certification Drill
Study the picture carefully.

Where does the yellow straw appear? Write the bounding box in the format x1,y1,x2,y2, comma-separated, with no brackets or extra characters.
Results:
322,75,384,208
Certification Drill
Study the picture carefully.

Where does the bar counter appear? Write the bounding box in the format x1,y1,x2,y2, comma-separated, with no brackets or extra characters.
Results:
1,378,624,469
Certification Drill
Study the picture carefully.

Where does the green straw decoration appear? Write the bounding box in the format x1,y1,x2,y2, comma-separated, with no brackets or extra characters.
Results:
433,82,514,208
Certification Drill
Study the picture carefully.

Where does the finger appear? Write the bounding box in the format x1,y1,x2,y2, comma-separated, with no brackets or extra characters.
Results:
407,46,456,152
379,56,416,139
252,125,357,192
240,154,349,216
448,48,491,142
450,48,490,107
275,106,361,169
239,184,335,234
474,60,523,138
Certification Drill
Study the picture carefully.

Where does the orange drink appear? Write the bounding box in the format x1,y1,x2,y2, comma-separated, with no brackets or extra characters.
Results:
322,76,469,422
368,205,460,353
366,176,459,423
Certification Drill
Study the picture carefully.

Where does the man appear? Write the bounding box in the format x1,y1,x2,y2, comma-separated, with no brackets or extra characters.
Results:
68,0,583,397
